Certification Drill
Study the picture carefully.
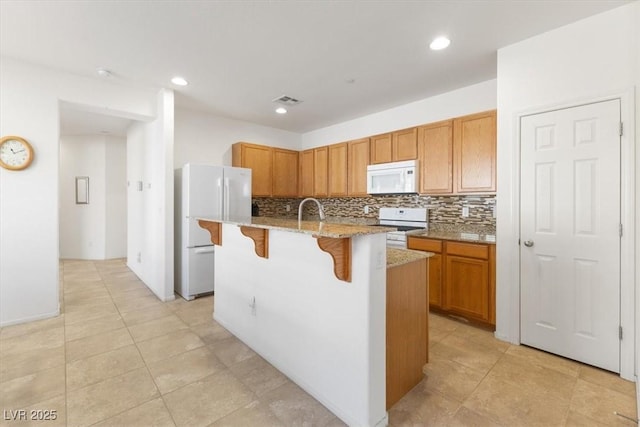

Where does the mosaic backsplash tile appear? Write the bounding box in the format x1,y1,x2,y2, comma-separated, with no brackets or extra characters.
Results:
253,194,496,230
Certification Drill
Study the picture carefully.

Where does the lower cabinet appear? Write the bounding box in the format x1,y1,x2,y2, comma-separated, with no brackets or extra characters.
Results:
407,236,495,326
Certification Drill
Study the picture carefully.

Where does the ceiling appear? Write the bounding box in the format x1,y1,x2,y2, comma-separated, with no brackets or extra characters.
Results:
0,1,631,135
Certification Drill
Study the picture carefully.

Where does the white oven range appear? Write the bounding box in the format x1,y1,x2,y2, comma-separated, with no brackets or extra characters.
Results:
375,207,428,249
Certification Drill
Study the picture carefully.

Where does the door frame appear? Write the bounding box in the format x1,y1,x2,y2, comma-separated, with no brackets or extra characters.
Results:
497,89,635,381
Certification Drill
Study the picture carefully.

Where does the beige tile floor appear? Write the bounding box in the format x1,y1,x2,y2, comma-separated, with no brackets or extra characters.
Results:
0,259,636,426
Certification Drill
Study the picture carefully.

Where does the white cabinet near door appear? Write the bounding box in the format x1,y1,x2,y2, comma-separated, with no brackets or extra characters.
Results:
520,99,621,373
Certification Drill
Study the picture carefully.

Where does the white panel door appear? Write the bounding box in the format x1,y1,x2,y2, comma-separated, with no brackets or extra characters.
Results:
520,99,620,372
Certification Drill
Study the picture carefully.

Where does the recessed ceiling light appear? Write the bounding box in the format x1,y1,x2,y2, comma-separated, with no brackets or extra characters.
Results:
171,76,188,86
275,107,287,114
429,36,451,50
96,68,113,78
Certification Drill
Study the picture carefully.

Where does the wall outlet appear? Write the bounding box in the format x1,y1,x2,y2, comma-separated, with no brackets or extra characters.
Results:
462,206,469,218
364,205,369,214
286,204,290,212
136,252,142,263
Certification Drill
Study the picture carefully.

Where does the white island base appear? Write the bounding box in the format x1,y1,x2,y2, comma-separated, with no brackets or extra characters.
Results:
212,222,388,426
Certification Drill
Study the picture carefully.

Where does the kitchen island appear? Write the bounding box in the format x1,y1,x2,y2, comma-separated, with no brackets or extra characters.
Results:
198,217,429,426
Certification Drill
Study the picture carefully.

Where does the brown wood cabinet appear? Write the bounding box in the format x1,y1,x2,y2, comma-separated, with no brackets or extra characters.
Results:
272,148,299,197
347,138,370,196
328,143,348,197
393,128,418,161
313,146,328,197
386,257,428,409
404,237,443,308
299,149,314,197
444,244,490,322
370,133,392,164
407,236,495,326
453,110,497,193
370,128,418,164
232,142,273,197
417,120,453,194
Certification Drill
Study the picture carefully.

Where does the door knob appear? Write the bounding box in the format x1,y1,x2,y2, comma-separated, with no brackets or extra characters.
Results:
524,240,534,247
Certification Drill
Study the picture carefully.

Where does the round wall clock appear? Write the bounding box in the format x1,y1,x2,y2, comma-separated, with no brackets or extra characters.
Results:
0,136,34,170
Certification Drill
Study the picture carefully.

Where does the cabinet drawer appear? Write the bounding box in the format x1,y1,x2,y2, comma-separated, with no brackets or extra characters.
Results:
407,237,442,253
446,242,489,260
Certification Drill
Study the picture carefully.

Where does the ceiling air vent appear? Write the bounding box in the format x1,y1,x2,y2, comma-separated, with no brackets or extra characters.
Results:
272,95,303,106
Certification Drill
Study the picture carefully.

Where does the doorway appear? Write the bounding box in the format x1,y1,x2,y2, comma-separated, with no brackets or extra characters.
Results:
519,99,621,372
59,106,132,260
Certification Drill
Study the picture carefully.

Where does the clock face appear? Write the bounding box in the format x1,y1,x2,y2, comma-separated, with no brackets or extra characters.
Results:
0,136,34,170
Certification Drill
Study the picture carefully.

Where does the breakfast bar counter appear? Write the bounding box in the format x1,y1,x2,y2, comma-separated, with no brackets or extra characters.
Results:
198,217,429,426
198,217,392,426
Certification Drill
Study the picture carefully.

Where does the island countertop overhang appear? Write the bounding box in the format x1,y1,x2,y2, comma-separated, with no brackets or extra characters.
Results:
197,216,396,238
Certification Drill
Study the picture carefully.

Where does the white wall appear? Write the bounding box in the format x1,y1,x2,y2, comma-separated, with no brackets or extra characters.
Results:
301,79,497,148
495,2,639,380
0,57,157,326
127,90,175,301
105,136,127,258
174,108,301,168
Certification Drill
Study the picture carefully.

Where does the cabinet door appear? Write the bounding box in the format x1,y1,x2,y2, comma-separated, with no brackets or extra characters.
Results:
347,138,370,196
370,133,393,164
313,146,328,197
392,128,418,161
328,143,348,197
299,149,314,197
428,254,443,308
407,237,443,308
418,121,453,194
444,255,489,322
453,110,496,193
272,148,299,197
232,143,272,197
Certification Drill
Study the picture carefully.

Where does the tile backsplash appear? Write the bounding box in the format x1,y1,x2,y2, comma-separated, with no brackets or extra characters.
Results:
253,194,496,229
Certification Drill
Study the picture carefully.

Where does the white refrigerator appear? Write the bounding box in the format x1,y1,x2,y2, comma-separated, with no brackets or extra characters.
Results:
175,163,252,300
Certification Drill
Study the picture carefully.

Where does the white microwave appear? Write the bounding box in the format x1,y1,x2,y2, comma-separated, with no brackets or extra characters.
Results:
367,160,418,194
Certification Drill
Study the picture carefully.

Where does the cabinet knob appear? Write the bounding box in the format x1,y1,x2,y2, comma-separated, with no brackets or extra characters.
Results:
523,240,534,247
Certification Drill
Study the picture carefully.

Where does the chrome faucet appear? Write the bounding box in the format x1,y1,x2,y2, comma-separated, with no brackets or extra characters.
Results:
298,197,326,222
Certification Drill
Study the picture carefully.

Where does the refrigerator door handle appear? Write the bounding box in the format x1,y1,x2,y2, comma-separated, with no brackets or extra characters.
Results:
217,178,223,218
194,246,215,254
224,178,230,218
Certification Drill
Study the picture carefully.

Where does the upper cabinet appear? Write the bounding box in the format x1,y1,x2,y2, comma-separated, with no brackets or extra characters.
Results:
370,128,418,164
453,110,496,193
232,142,272,197
417,120,453,194
313,146,329,198
347,138,370,196
416,110,496,195
272,148,299,197
328,143,348,197
233,142,299,197
299,149,314,197
234,109,495,199
393,128,418,162
370,133,392,164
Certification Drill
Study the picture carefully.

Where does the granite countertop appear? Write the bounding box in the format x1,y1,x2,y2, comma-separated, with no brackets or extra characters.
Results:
198,216,395,238
387,248,433,268
409,228,496,244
